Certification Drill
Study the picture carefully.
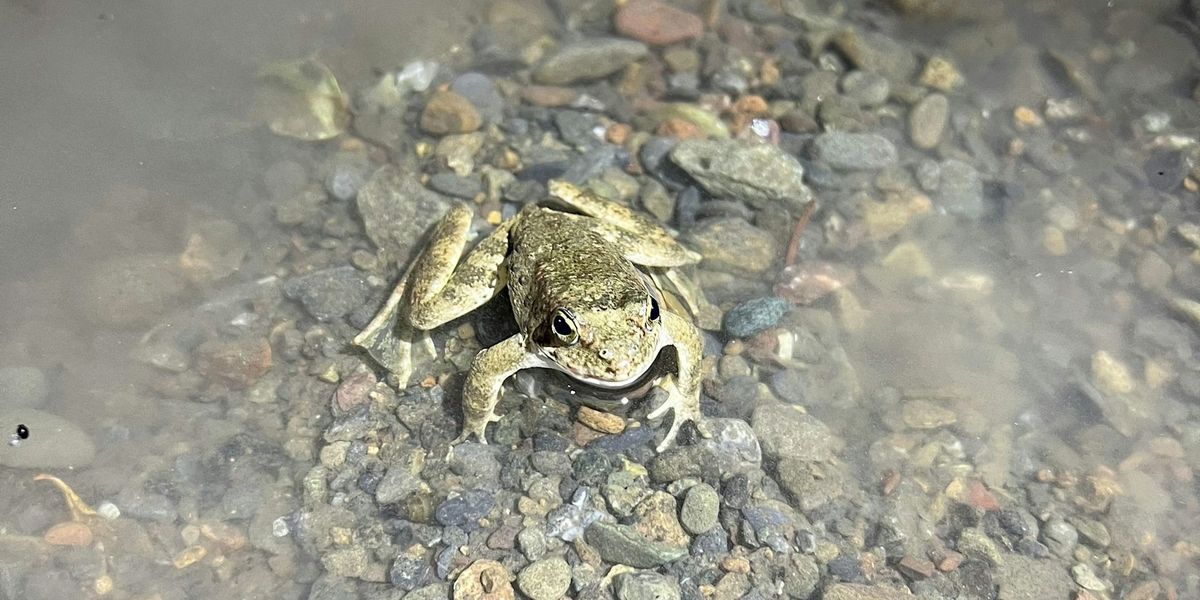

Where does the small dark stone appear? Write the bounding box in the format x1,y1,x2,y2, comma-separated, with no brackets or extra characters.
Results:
427,173,483,199
1016,537,1051,558
722,296,791,338
450,72,505,123
389,554,432,590
690,527,730,558
722,474,751,509
573,450,615,486
1144,150,1186,191
828,555,863,582
769,370,807,404
555,110,605,149
950,559,994,598
998,510,1030,537
587,425,656,454
533,431,570,452
282,266,371,322
740,505,794,552
357,471,382,496
434,489,494,531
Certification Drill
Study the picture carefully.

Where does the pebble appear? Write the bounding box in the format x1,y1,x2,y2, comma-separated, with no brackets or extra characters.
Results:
517,558,571,600
357,165,454,260
908,93,948,150
375,467,421,505
614,0,703,46
389,553,431,590
723,297,791,338
434,489,494,531
671,139,812,211
632,491,688,547
577,406,625,434
769,370,807,405
1070,563,1108,592
323,151,371,202
115,487,178,522
194,336,273,389
0,367,48,410
699,418,762,475
585,522,687,568
936,159,984,219
812,132,898,171
533,38,649,85
427,172,483,199
517,526,549,560
740,504,794,552
282,266,370,322
43,521,93,546
454,560,514,600
686,218,777,274
1135,250,1172,290
419,91,482,135
840,71,890,106
751,404,842,462
679,484,720,534
832,29,917,82
449,73,504,123
615,572,681,600
822,583,915,599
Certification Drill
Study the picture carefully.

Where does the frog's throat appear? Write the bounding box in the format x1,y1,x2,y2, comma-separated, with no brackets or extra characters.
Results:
532,330,667,390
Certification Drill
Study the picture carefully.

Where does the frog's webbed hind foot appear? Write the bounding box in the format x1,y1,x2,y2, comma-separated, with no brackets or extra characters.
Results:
451,411,503,446
647,378,709,452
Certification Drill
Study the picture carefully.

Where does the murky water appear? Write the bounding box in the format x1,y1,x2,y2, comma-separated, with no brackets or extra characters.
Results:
2,0,1199,598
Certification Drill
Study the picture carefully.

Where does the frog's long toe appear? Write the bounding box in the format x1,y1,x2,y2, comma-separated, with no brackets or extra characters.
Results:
648,389,704,452
452,412,503,445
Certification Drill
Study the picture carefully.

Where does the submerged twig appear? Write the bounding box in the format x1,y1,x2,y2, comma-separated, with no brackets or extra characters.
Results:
783,200,817,268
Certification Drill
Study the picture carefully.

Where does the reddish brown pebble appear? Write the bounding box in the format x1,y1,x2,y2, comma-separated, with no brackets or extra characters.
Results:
577,406,626,434
966,480,999,511
419,90,482,135
44,521,93,546
656,117,704,139
606,122,632,145
521,85,578,107
1126,581,1162,600
881,470,901,496
615,0,703,46
574,421,607,446
333,370,377,414
195,337,273,389
898,555,935,579
934,549,964,572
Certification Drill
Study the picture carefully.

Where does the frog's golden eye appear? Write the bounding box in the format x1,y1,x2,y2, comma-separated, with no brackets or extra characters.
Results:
551,309,579,345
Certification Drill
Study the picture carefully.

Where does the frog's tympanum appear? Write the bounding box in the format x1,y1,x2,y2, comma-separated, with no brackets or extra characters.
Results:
355,180,709,451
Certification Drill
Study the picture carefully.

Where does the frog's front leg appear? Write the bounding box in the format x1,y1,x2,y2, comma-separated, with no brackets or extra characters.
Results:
454,334,540,444
648,310,710,451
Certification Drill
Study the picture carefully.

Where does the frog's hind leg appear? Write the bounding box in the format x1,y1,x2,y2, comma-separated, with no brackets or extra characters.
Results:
547,179,700,268
408,203,512,330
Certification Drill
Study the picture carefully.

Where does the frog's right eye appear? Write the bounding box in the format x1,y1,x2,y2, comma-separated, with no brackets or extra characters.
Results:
551,309,579,345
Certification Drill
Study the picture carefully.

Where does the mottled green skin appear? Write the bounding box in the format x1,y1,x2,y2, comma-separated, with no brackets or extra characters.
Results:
402,180,707,451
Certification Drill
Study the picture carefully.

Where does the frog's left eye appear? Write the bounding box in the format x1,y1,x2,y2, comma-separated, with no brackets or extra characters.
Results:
649,298,660,321
551,309,579,345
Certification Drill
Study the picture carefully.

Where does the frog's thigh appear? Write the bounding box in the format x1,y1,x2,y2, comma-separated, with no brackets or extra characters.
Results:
659,310,702,402
548,180,699,268
457,334,538,442
409,208,512,330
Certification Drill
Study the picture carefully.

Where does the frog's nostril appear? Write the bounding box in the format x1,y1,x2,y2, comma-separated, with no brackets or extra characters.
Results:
598,348,613,360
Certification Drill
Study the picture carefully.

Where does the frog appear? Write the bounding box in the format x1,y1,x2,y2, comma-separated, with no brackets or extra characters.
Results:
354,179,710,451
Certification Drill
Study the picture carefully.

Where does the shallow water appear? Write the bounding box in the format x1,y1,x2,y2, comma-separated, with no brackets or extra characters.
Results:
2,0,1199,598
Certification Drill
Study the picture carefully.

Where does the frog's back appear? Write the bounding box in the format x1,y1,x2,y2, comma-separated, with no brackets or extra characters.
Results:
507,207,647,331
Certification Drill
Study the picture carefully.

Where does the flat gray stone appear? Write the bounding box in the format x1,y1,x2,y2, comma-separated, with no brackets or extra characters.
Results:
533,38,648,85
671,139,812,211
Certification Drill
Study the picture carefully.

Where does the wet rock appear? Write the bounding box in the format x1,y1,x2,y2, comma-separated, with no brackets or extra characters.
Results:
321,545,368,578
812,132,898,171
783,555,821,598
282,266,370,322
699,418,761,475
585,521,687,568
0,409,95,469
751,404,841,462
554,110,604,149
680,484,720,534
909,93,948,150
615,571,681,600
1144,150,1186,191
901,399,956,429
1040,517,1077,558
823,583,914,599
180,218,248,285
80,255,186,328
1135,250,1172,290
115,487,178,522
533,38,648,85
936,159,984,219
0,367,48,410
832,29,917,82
841,71,890,107
428,173,483,199
195,337,272,389
323,152,371,202
517,526,549,560
615,0,703,46
776,457,845,512
450,443,502,489
307,575,357,600
686,218,777,274
357,165,454,260
650,445,711,482
632,491,688,547
375,467,422,505
420,91,482,135
1023,136,1074,175
723,296,790,338
769,369,807,405
450,73,504,123
670,140,812,211
435,489,494,531
517,558,571,600
994,555,1075,598
740,503,795,552
454,559,514,600
390,553,432,590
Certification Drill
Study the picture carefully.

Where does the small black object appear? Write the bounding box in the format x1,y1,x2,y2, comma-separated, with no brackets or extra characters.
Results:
16,424,29,440
649,297,660,321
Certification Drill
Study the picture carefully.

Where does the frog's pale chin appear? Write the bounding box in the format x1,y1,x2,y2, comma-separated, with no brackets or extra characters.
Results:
534,332,666,390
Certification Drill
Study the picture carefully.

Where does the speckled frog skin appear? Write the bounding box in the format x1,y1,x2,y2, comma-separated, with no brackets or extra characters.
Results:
360,180,708,451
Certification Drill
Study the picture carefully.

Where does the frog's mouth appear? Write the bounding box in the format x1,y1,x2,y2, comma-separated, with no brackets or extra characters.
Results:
535,349,674,411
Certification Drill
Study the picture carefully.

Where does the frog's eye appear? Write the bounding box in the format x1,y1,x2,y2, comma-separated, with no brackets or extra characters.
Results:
551,309,579,344
649,298,660,322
